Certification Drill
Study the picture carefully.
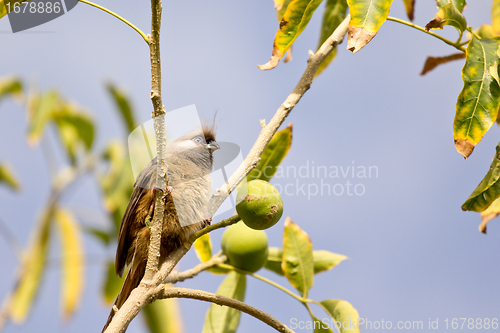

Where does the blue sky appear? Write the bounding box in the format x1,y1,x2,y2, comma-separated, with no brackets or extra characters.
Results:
0,1,498,333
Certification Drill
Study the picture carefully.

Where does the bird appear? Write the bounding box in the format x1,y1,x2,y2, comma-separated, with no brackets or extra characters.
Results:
102,124,219,332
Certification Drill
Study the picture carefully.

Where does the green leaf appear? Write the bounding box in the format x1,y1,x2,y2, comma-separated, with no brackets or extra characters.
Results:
259,0,324,70
321,299,360,333
0,162,21,191
85,226,111,245
53,105,95,164
9,210,52,323
102,260,124,303
27,90,60,146
106,83,136,133
265,247,347,275
247,124,292,182
425,2,467,34
194,233,212,262
143,298,183,333
203,271,246,333
0,76,22,103
313,315,334,332
264,247,285,275
315,0,348,76
54,208,84,319
453,36,500,159
402,0,415,21
493,0,500,35
282,217,314,297
346,0,394,53
436,0,466,13
462,142,500,212
27,90,94,162
99,141,134,233
313,250,348,274
474,24,496,39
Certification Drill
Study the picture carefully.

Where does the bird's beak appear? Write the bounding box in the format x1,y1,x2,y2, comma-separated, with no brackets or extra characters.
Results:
206,142,220,151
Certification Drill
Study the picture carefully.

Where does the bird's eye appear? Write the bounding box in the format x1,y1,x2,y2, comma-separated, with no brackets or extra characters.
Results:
194,137,203,143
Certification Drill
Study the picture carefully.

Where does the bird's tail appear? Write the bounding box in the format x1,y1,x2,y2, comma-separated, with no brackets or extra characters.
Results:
101,260,146,333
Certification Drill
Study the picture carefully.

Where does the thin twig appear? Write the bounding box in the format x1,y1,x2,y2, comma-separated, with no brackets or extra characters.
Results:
158,287,295,333
190,214,241,242
386,16,466,52
164,255,225,284
78,0,149,43
216,263,305,303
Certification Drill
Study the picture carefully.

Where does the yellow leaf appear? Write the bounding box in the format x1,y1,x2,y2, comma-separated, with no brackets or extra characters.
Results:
347,0,394,53
0,162,21,191
54,208,84,319
480,197,500,233
9,211,51,323
194,233,212,262
493,0,500,35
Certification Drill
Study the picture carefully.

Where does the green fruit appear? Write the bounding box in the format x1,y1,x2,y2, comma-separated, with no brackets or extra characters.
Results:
236,180,283,230
221,222,269,272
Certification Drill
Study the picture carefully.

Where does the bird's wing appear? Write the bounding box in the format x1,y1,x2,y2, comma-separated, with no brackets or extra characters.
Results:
115,158,157,277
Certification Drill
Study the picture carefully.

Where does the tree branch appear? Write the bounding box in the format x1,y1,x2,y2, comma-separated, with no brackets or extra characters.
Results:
143,0,167,283
104,15,350,333
157,287,295,333
164,255,225,284
190,214,241,242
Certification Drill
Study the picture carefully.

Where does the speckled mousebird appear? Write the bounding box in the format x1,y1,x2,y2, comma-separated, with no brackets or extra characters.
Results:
102,124,219,332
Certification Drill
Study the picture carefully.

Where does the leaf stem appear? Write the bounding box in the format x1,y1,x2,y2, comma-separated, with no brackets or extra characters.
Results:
77,0,149,44
216,263,306,303
190,215,241,242
304,299,336,319
386,16,466,52
303,303,315,320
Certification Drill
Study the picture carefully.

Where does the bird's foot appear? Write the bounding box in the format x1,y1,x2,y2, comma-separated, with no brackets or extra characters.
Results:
153,185,173,203
202,217,212,228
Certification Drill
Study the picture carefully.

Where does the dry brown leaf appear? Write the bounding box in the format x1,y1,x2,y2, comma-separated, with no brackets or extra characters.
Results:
258,42,283,70
403,0,415,21
420,53,466,75
455,138,475,159
347,26,376,53
283,47,292,63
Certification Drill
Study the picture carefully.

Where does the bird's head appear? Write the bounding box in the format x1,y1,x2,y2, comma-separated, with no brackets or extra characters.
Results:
167,123,219,172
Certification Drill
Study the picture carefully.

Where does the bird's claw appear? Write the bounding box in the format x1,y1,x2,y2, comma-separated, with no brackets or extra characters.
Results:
202,217,212,228
153,185,173,203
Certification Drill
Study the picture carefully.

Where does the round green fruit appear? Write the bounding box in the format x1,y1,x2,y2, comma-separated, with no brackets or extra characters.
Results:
221,222,269,272
236,180,284,230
